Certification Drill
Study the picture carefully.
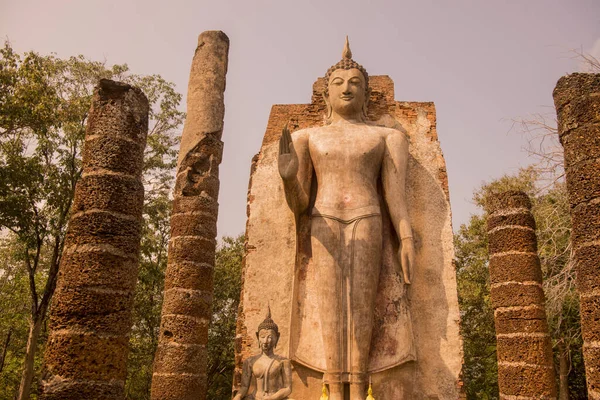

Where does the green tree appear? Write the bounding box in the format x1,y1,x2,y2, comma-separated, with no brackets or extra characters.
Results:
207,235,244,399
455,213,497,400
0,41,183,399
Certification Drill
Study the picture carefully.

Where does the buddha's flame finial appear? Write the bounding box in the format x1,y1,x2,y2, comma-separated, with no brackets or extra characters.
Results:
319,382,329,400
342,36,352,60
366,378,375,400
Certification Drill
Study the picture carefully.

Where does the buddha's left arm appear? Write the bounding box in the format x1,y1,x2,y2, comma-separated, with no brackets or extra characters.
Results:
382,130,415,284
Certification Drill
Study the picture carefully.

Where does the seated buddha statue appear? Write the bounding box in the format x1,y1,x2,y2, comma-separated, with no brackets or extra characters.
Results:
233,309,293,400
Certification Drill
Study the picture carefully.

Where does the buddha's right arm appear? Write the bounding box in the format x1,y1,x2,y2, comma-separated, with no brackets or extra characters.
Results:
233,360,252,400
233,383,247,400
279,131,312,214
282,177,311,214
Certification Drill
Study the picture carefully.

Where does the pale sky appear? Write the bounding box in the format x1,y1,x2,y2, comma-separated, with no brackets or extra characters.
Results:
1,0,599,238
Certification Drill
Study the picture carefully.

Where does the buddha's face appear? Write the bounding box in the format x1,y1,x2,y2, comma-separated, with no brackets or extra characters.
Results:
327,68,367,118
257,328,279,352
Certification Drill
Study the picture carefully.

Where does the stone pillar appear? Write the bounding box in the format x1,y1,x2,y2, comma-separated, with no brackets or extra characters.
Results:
150,31,229,400
553,72,600,399
486,191,557,399
40,79,148,399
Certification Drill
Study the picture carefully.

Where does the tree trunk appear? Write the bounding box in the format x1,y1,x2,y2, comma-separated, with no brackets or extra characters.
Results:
17,317,43,400
18,234,62,399
0,329,12,373
558,340,570,400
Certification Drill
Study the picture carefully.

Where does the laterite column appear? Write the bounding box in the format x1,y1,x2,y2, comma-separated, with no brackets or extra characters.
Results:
486,191,556,399
40,80,149,399
554,72,600,399
151,31,229,400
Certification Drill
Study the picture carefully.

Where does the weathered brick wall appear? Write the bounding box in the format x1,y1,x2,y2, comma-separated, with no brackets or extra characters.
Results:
40,79,148,400
486,191,557,399
553,72,600,399
151,31,229,400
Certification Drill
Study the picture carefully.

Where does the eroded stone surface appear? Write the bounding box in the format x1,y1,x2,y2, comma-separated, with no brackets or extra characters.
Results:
40,79,148,400
151,30,229,400
554,72,600,399
486,191,557,398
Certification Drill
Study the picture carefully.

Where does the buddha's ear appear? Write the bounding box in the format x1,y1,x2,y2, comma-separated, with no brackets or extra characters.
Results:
362,87,372,120
322,90,332,123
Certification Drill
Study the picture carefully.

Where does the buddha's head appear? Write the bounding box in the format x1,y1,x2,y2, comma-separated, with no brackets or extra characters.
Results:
256,307,280,352
323,37,371,122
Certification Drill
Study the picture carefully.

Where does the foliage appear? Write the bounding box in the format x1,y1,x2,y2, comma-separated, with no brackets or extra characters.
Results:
0,41,183,399
0,239,30,396
455,213,498,400
207,235,245,400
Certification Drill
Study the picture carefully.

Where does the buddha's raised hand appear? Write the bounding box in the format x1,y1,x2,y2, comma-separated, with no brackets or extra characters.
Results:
278,123,298,181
